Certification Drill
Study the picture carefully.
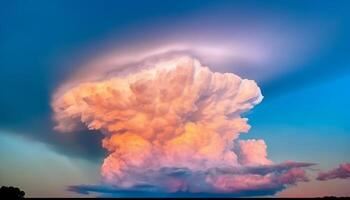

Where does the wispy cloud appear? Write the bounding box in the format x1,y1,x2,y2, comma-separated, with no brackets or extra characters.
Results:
317,163,350,181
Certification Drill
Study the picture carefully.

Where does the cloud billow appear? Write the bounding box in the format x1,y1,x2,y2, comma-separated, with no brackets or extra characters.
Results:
52,55,313,196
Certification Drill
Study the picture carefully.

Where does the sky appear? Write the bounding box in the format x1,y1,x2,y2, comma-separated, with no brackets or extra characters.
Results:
0,0,350,197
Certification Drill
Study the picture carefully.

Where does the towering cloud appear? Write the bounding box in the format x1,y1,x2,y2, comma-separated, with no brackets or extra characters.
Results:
52,55,312,196
317,163,350,181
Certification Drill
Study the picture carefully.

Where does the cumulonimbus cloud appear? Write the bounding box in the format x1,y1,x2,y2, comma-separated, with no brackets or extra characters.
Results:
317,163,350,181
52,54,313,196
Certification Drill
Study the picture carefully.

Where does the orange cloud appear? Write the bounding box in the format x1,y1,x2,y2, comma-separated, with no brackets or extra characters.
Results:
52,55,311,194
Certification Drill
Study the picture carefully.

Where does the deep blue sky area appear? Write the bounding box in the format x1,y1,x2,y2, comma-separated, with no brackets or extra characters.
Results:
0,0,349,197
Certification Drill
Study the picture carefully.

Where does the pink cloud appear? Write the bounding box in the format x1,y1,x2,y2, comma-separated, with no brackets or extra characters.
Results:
317,163,350,181
236,139,272,166
68,161,315,197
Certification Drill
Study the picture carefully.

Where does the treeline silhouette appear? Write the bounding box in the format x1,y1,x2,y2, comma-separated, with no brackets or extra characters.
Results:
0,186,25,198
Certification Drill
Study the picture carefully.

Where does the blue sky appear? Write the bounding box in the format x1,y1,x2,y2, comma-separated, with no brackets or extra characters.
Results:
246,72,350,166
0,0,349,197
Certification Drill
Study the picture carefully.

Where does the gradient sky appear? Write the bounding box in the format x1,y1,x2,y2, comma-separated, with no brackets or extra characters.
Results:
0,0,350,197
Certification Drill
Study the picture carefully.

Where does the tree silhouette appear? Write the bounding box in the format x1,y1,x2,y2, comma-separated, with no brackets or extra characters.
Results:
0,186,25,198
